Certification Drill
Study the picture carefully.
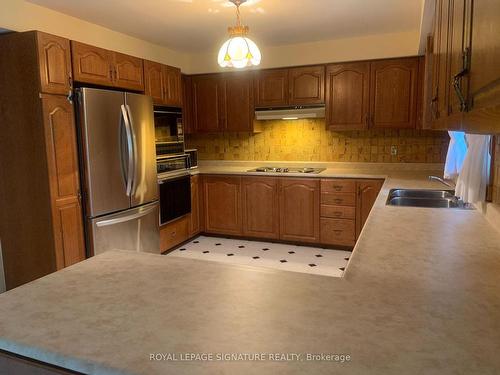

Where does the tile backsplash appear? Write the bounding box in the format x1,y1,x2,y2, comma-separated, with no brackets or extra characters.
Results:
185,119,449,163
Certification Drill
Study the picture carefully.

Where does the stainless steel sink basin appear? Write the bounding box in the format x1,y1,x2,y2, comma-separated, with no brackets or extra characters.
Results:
386,189,473,209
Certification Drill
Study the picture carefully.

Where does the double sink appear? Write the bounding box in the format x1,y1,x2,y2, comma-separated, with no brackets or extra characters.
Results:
386,189,473,209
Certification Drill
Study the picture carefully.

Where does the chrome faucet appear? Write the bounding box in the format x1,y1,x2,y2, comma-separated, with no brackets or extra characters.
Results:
429,176,456,189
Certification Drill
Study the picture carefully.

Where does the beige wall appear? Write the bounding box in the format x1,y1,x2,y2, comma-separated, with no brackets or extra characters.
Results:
187,31,421,74
0,0,190,70
1,1,422,74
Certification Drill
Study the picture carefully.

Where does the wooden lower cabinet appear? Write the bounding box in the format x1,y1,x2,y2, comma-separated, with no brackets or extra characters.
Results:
320,218,355,246
279,178,320,243
41,95,86,269
356,179,384,238
203,176,242,236
160,216,189,252
241,177,279,239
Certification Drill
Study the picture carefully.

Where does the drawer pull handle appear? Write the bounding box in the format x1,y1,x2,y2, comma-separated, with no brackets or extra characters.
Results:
334,186,342,191
171,231,177,237
333,230,343,235
333,212,342,217
334,199,342,204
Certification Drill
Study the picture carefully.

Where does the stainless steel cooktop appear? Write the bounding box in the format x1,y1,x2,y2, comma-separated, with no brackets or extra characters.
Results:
247,166,325,174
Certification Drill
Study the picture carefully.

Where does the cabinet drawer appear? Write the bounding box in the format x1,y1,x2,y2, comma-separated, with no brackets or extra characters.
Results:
160,216,188,252
321,179,356,193
320,218,355,246
320,205,355,219
321,192,356,206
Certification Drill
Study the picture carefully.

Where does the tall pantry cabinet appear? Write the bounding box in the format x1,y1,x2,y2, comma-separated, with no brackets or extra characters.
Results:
0,31,85,290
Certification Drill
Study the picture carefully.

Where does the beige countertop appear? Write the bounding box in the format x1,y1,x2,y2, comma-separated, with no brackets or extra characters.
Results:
1,162,500,374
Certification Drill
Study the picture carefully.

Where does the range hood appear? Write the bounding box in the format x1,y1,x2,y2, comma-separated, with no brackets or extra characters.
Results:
255,105,325,121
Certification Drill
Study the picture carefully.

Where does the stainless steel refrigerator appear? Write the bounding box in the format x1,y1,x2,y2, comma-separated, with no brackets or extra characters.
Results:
76,88,159,256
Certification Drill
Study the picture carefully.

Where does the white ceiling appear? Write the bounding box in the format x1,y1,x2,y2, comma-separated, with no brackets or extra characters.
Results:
28,0,423,53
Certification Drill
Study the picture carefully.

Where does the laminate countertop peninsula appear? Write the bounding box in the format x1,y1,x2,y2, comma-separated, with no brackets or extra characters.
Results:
1,162,500,375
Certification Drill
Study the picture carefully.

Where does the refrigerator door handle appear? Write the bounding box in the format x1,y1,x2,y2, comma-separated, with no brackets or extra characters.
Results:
95,204,157,227
125,104,138,196
120,104,134,197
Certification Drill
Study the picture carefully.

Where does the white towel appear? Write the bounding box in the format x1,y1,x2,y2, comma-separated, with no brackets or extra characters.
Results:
444,131,467,180
455,134,491,203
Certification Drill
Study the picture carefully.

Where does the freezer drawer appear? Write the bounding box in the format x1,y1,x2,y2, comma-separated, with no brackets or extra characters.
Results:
89,201,160,256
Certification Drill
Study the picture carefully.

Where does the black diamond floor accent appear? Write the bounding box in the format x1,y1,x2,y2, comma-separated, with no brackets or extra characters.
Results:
238,245,245,248
215,243,221,246
252,256,260,259
262,248,270,251
179,248,186,251
193,241,199,244
288,251,295,254
202,251,209,254
227,253,234,256
308,263,317,267
344,257,350,261
315,254,323,258
279,259,287,263
339,267,345,271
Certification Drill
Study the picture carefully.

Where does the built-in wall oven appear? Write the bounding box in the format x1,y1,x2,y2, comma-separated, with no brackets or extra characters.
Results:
157,155,191,225
154,106,184,156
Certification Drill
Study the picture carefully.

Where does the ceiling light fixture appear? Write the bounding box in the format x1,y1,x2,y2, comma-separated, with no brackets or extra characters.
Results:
217,0,261,69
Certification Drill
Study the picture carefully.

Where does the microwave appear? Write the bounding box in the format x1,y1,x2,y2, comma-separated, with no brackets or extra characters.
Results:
154,106,184,156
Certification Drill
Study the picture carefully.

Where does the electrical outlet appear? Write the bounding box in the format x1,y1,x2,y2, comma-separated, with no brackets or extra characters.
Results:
391,146,398,156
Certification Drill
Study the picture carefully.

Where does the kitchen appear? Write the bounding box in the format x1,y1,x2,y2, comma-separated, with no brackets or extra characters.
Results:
0,0,499,374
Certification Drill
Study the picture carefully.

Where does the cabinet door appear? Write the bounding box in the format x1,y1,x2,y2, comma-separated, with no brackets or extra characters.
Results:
192,75,225,133
242,177,279,239
254,69,289,107
203,176,242,235
225,73,254,132
289,65,325,105
41,95,86,269
183,75,194,134
71,41,114,86
113,52,144,91
164,66,183,107
188,175,201,237
370,58,419,128
464,0,500,132
326,62,370,130
144,60,165,104
36,32,72,95
355,179,383,239
279,178,319,243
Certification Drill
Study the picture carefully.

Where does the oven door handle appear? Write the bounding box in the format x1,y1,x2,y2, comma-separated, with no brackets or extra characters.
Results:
158,171,191,184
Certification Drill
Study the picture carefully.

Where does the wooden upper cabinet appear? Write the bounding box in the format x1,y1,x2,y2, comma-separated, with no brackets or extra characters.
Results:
355,179,383,239
144,60,165,104
279,178,320,243
113,52,144,91
203,176,242,236
289,65,325,105
326,62,370,130
164,66,182,107
71,41,144,91
41,94,85,269
370,57,419,129
225,73,254,132
192,75,225,133
183,75,194,134
254,69,289,107
241,177,279,239
463,0,500,133
36,32,72,95
71,41,114,86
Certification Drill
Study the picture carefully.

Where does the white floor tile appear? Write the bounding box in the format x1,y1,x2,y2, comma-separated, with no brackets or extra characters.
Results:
167,236,351,278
